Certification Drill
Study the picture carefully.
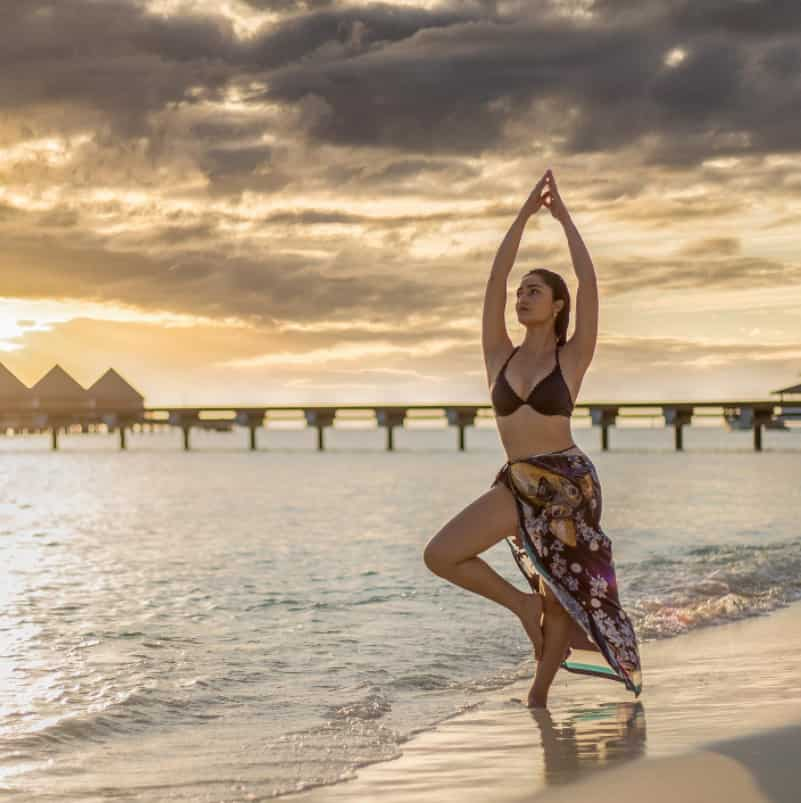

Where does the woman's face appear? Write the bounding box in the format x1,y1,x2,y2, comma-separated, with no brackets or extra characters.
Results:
516,275,557,323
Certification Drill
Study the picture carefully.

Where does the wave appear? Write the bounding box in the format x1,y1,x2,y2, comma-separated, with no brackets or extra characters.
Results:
0,685,221,756
621,538,801,640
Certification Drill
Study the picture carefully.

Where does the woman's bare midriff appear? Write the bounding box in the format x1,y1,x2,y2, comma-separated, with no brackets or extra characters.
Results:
496,407,575,462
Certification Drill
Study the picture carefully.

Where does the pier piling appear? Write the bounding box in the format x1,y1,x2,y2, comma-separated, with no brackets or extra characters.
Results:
446,408,478,452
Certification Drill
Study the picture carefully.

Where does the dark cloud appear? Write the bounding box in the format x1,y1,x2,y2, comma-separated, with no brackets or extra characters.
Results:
1,0,799,178
239,0,336,12
188,118,271,143
760,41,801,78
0,1,235,143
0,225,464,327
259,18,574,152
1,0,800,365
200,143,274,178
649,42,744,119
670,0,801,36
252,4,801,162
240,4,476,71
589,0,801,34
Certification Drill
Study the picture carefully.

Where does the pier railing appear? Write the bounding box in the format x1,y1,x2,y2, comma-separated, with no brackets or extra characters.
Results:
0,401,797,452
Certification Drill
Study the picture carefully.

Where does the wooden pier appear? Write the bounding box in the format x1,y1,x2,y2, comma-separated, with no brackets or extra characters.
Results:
1,362,797,452
0,401,796,452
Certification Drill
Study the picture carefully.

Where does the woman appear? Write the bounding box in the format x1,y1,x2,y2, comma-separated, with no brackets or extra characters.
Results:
423,169,642,708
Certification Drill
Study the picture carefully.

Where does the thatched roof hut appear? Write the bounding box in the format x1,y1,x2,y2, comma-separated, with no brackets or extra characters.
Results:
87,368,145,411
29,365,93,411
0,363,32,410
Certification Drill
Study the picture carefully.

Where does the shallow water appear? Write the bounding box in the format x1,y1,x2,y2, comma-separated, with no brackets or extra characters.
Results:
0,423,799,799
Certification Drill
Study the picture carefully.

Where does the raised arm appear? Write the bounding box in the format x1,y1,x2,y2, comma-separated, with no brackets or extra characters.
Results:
482,172,551,384
541,173,598,373
563,218,598,371
482,213,522,364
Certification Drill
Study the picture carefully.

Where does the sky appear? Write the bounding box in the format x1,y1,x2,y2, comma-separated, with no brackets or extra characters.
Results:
1,0,800,407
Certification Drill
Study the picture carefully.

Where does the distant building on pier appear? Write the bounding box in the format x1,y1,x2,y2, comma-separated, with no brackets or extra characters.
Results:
87,368,145,413
0,362,32,409
29,364,94,413
0,362,145,434
772,380,801,402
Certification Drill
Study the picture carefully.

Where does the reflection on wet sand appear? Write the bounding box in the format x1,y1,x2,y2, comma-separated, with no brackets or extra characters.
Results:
527,701,646,787
294,601,801,803
292,697,648,803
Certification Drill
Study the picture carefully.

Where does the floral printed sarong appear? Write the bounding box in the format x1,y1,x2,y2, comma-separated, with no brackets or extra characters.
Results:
492,444,643,697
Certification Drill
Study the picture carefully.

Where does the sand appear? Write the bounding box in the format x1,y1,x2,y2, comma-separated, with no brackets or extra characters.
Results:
289,598,801,802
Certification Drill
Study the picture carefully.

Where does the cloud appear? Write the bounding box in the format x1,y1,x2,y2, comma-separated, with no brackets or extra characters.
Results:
239,0,336,12
2,0,799,167
3,210,794,342
3,316,798,405
0,1,236,141
1,226,463,326
676,236,741,258
599,254,800,295
1,0,800,403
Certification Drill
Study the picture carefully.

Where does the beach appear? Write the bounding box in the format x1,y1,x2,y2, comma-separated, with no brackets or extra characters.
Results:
2,432,800,800
290,598,801,802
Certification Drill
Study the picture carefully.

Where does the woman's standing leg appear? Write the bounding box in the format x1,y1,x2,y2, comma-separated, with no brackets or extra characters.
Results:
528,581,574,708
423,483,544,659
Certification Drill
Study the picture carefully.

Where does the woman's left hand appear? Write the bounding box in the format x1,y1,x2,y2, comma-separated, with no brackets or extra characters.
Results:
541,170,571,224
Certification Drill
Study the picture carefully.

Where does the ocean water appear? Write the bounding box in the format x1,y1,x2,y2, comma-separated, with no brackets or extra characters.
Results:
0,422,799,800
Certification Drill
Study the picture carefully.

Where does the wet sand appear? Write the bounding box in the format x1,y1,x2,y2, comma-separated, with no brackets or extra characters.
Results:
289,598,801,802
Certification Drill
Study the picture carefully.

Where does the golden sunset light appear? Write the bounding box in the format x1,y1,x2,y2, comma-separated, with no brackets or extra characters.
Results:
4,4,801,801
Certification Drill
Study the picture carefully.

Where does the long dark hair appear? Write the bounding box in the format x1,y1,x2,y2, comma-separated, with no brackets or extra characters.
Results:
523,268,571,346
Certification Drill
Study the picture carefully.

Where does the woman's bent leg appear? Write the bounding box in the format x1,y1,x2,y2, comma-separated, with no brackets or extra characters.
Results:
423,483,543,657
423,483,524,614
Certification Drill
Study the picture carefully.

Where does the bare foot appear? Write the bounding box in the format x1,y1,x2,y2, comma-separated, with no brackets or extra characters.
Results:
527,681,547,709
517,592,544,660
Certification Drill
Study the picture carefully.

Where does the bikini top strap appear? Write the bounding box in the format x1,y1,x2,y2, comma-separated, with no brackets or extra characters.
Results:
505,345,520,366
493,346,519,386
502,346,521,375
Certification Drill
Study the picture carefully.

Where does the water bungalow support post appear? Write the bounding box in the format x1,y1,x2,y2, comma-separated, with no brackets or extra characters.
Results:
663,405,694,451
376,408,408,451
235,410,267,451
446,407,478,452
304,409,336,451
40,415,63,450
119,417,138,450
101,413,127,450
590,407,619,451
751,404,776,452
31,414,53,449
47,416,83,450
168,410,200,451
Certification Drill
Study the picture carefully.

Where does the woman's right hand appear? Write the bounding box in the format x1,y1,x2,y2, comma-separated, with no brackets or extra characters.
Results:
521,170,553,219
